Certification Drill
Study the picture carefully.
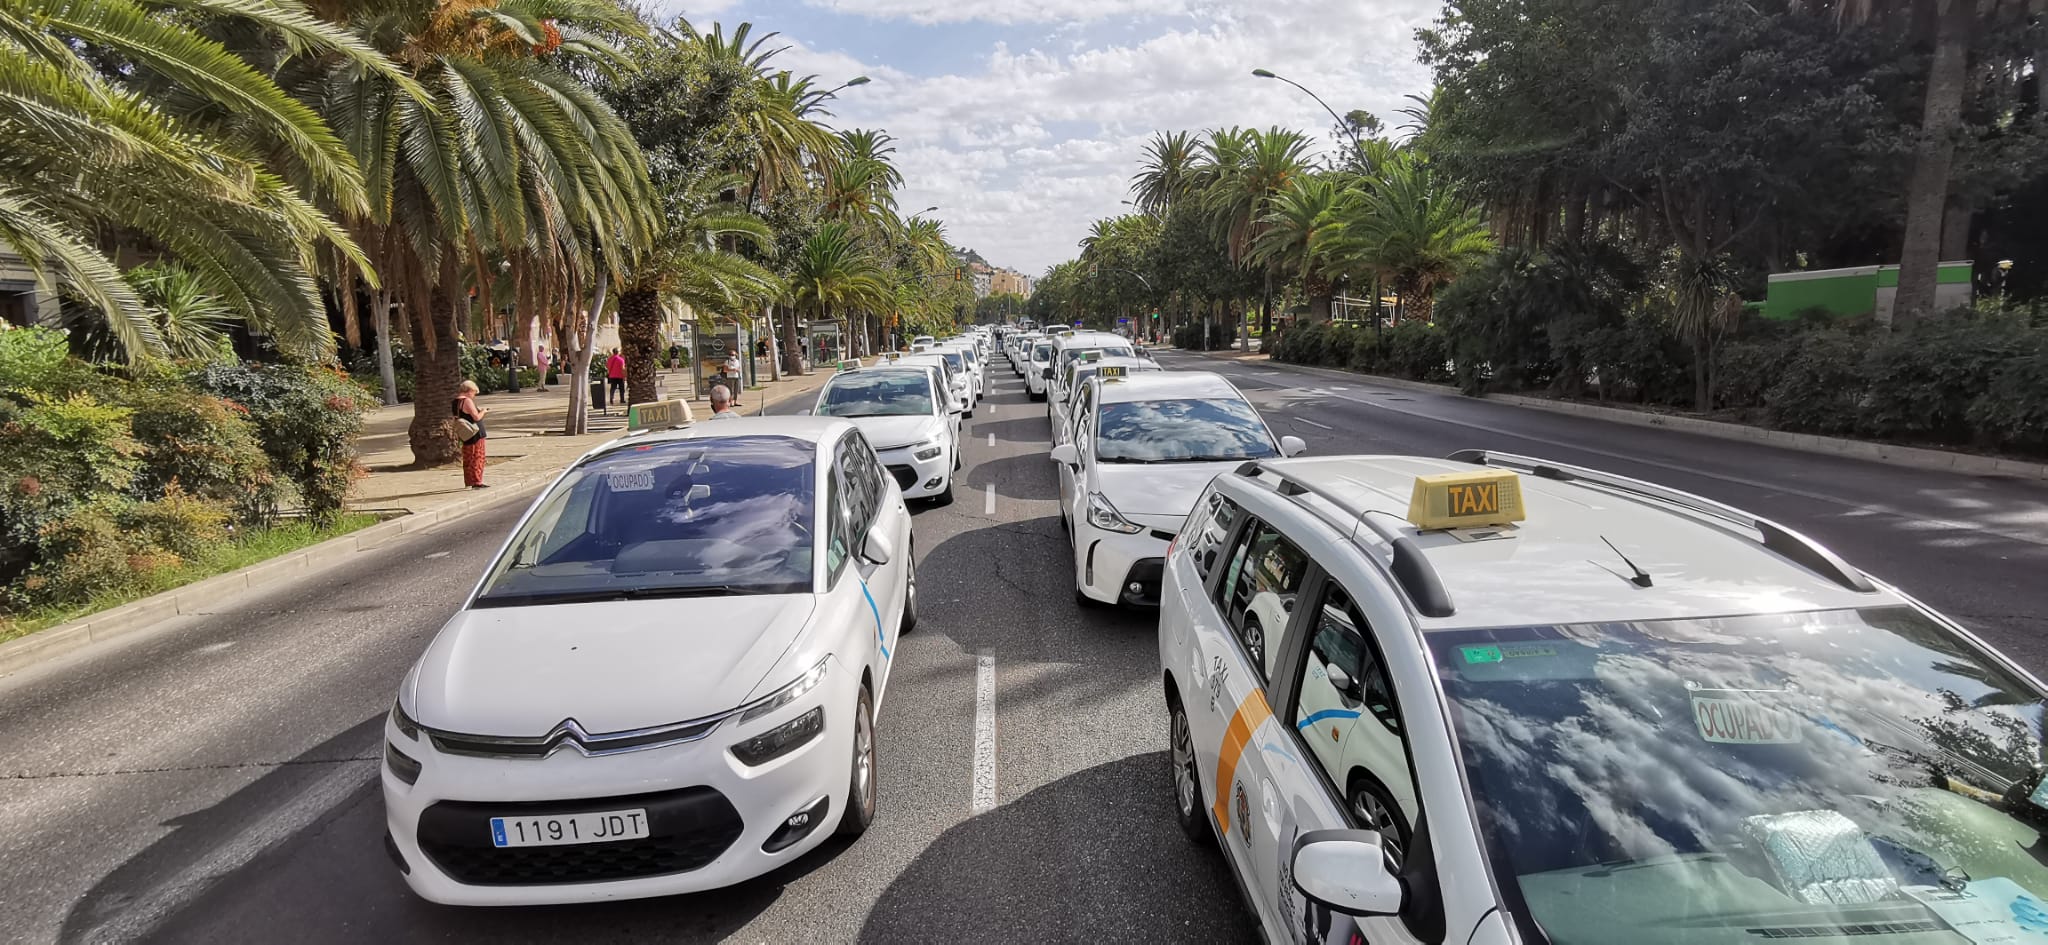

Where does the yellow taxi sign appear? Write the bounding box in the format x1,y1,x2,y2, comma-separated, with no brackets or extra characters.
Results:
627,398,695,431
837,359,860,371
1099,365,1127,379
1407,469,1525,530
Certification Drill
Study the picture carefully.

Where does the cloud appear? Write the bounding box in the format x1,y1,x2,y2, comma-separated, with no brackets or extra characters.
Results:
748,0,1439,272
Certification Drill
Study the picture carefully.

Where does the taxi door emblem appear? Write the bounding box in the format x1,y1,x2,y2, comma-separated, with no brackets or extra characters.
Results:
1330,726,1341,742
1234,781,1251,844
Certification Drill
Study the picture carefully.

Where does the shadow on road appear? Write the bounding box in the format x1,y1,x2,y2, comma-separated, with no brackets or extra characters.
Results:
975,415,1050,444
964,453,1059,502
855,752,1254,943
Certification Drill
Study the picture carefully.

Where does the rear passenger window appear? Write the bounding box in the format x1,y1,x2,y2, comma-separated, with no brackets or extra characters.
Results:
1217,519,1311,681
1184,490,1240,581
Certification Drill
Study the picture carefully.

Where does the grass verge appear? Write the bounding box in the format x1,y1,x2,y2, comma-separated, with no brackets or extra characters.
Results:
0,513,382,646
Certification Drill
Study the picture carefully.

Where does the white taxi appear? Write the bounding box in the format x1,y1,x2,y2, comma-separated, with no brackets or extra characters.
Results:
1048,353,1161,447
1023,338,1056,401
812,364,959,505
937,341,985,403
1043,330,1135,413
384,416,915,906
1052,370,1300,608
896,352,973,418
1161,450,2048,944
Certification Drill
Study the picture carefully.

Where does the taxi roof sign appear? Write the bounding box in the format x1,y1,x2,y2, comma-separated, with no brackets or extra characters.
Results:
1407,468,1525,530
837,359,860,371
1099,365,1127,379
627,398,695,431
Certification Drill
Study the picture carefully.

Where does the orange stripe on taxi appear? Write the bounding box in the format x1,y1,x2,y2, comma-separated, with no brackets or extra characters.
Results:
1210,689,1273,835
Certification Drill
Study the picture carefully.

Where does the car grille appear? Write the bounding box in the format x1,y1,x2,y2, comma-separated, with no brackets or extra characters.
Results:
416,787,744,886
887,465,918,490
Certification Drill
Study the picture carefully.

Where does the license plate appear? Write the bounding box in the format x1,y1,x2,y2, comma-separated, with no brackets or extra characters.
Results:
489,808,650,848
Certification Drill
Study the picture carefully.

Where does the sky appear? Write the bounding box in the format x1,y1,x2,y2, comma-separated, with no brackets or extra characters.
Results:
662,0,1442,276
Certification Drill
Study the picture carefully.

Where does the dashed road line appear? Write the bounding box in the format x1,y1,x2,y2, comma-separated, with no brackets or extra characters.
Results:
984,482,996,515
1291,416,1333,430
987,432,996,447
972,652,997,814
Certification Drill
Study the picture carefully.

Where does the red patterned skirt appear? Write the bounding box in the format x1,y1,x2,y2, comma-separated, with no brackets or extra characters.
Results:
461,436,486,487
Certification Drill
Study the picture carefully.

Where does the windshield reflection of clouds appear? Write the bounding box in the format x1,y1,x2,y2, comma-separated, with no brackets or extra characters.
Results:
1436,608,2048,938
819,374,933,417
1096,399,1276,462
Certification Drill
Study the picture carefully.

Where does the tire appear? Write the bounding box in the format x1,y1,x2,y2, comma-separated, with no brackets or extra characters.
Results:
837,686,877,837
899,540,918,633
1170,697,1213,844
930,478,955,507
1348,772,1411,869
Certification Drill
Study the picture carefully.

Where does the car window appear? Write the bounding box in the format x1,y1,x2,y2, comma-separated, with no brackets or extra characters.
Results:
1184,489,1241,582
1032,343,1052,362
1217,518,1310,681
1295,582,1405,761
474,436,817,603
1094,398,1278,464
817,371,935,417
940,352,964,373
824,470,849,578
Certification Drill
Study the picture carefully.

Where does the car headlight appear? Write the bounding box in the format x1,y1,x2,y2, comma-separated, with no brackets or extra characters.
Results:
1087,493,1144,534
390,699,420,740
731,707,825,766
386,741,423,784
914,439,944,461
738,655,831,724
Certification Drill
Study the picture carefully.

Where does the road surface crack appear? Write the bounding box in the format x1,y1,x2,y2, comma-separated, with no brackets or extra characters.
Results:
5,754,377,781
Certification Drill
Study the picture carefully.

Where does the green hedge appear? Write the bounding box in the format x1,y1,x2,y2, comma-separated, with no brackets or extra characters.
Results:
347,343,539,403
0,328,366,611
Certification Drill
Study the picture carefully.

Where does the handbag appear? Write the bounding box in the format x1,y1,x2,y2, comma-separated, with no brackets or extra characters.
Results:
450,417,480,441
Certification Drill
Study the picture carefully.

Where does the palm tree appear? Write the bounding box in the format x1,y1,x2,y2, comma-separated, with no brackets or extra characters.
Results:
1201,127,1313,336
0,0,405,360
1249,175,1346,320
307,0,657,460
1320,153,1493,323
789,222,887,356
1130,130,1199,215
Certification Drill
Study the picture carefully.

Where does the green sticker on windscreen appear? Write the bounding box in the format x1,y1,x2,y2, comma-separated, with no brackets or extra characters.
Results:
1461,645,1504,664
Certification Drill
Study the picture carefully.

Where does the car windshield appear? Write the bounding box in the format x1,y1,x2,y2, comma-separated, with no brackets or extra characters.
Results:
1431,607,2048,945
1061,345,1133,370
1093,398,1276,463
473,436,815,605
816,371,933,417
940,352,965,373
1032,344,1052,361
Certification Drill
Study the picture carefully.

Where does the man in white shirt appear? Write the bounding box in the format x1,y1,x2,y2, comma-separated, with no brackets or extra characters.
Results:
707,384,738,419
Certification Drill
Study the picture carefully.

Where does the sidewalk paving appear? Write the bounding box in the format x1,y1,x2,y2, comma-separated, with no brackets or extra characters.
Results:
348,363,834,514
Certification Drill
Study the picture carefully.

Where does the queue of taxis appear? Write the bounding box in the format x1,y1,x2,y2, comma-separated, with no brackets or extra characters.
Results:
1160,450,2048,945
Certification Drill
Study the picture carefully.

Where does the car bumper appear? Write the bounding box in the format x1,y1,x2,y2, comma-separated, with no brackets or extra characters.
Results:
1075,525,1172,606
382,673,858,905
876,444,952,498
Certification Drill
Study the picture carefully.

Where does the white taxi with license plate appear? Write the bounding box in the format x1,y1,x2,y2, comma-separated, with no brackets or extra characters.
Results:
812,364,960,505
384,417,916,906
1052,370,1301,608
1161,451,2048,944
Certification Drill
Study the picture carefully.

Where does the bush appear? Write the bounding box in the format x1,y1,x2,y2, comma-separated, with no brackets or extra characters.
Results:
187,362,367,522
125,382,291,524
0,392,141,585
1384,322,1452,383
1762,329,1873,435
1853,315,2036,445
11,491,232,609
1968,341,2048,453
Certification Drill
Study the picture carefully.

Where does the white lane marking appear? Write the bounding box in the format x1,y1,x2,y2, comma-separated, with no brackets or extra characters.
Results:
972,652,997,814
987,432,996,447
89,751,377,943
1291,416,1333,430
984,482,996,515
423,551,450,560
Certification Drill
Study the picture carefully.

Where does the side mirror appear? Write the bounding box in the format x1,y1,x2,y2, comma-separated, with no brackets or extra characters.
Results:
1325,662,1362,701
861,522,895,565
1041,367,1054,380
1049,444,1079,467
1280,435,1308,457
1291,830,1404,917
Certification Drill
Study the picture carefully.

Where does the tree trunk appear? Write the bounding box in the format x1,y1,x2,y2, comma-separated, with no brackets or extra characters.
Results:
1894,0,1974,326
1258,271,1273,339
781,304,804,376
407,292,463,467
563,268,608,436
373,289,398,407
763,304,781,382
618,285,661,406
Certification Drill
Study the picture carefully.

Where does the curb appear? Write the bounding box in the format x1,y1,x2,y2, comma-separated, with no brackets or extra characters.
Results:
0,478,548,679
1181,350,2048,482
0,380,834,678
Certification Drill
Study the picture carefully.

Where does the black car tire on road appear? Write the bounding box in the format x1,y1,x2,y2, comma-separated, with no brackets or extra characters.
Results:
899,542,919,633
837,686,878,837
1170,697,1212,845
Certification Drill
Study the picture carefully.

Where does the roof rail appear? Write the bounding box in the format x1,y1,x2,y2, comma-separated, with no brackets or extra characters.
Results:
1235,462,1456,618
1447,449,1875,593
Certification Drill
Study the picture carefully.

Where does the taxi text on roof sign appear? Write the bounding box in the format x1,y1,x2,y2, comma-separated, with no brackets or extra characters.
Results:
626,398,695,431
1099,365,1127,378
1407,468,1525,530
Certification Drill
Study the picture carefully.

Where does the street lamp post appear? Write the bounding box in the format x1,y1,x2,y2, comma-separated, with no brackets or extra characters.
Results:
1252,68,1364,161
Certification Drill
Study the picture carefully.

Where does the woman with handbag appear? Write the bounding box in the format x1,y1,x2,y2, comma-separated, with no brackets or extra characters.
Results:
451,380,489,489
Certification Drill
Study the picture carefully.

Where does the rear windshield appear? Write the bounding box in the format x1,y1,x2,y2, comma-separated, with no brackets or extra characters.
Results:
1061,345,1134,369
474,436,815,605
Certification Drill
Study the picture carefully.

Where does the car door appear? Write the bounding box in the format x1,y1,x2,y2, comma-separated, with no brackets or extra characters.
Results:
1058,389,1095,524
835,436,902,689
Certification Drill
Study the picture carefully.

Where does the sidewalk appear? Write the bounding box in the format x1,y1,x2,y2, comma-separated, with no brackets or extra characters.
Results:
348,363,834,514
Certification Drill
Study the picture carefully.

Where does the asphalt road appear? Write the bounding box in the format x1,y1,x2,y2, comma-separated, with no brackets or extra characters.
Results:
2,347,2044,945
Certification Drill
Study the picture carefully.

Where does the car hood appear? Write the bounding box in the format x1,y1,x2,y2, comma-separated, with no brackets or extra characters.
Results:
1092,462,1241,519
848,414,945,451
407,595,816,736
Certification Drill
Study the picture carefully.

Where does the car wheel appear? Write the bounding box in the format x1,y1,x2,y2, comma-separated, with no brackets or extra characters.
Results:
899,542,919,633
931,475,955,507
837,686,877,837
1348,772,1410,869
1242,615,1266,671
1170,697,1212,845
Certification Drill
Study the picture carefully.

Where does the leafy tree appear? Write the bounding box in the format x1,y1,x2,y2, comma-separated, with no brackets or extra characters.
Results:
1320,153,1492,323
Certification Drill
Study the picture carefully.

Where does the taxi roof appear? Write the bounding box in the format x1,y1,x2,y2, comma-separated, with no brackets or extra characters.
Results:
1052,331,1128,348
1243,454,1895,631
1093,368,1237,404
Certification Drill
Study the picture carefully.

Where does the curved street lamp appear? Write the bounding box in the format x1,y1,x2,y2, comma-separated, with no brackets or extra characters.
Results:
1252,68,1364,156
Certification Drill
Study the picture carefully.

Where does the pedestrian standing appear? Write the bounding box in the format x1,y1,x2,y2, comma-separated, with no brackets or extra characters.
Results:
606,348,626,405
452,380,489,489
707,384,739,419
724,350,743,405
